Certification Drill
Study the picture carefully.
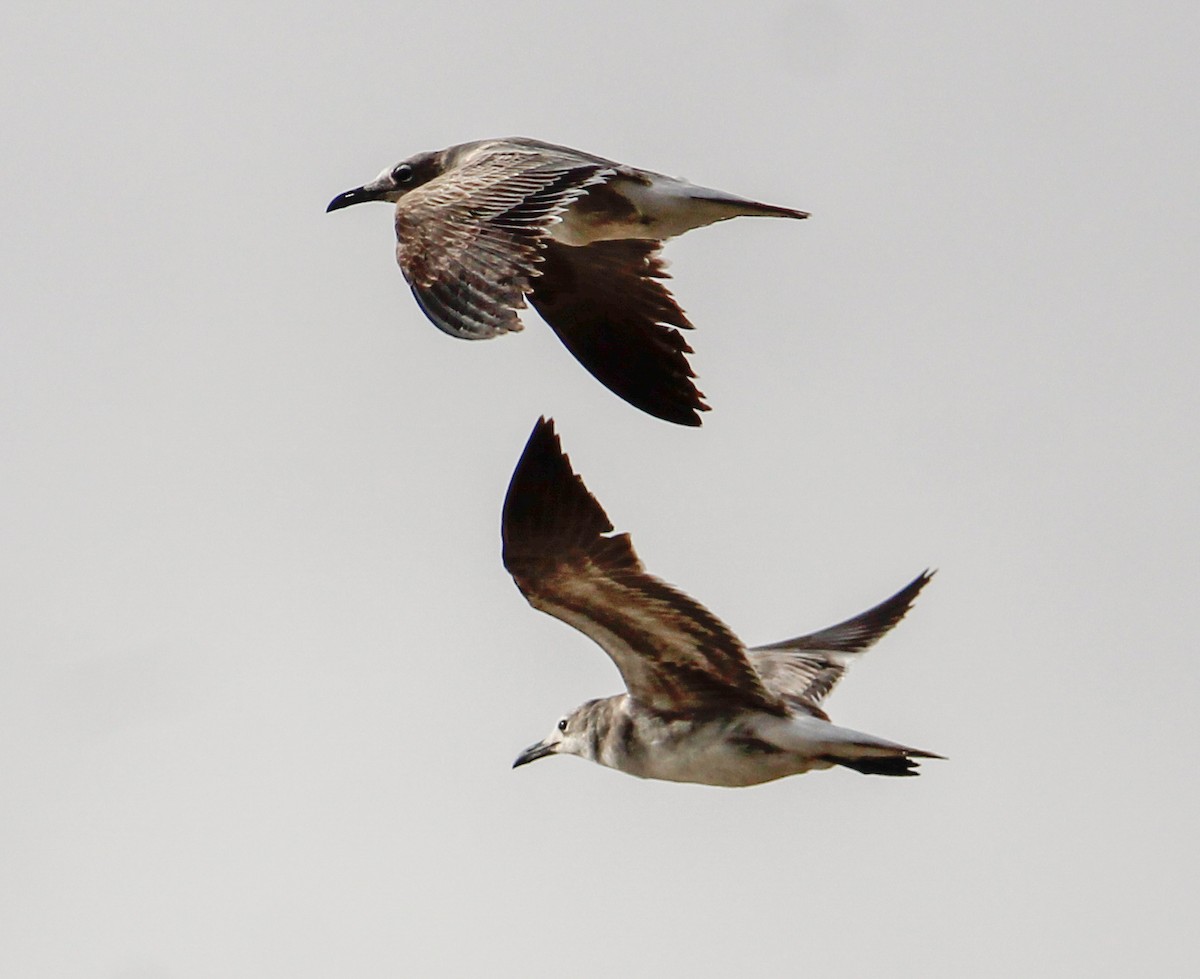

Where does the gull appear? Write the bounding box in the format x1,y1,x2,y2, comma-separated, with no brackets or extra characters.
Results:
503,418,942,786
326,137,808,426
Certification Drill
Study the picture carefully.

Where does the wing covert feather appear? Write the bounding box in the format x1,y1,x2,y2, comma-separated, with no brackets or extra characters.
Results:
502,419,783,715
748,571,934,710
394,151,611,339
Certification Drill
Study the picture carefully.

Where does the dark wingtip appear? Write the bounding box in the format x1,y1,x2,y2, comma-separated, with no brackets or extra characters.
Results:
502,417,622,574
848,569,936,645
653,399,708,427
903,568,937,601
754,569,937,655
524,416,562,464
611,384,708,427
527,239,711,427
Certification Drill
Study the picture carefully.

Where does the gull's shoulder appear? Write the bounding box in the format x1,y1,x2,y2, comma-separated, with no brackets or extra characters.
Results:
449,137,621,172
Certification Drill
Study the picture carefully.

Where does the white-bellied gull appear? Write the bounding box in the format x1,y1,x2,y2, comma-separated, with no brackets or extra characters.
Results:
327,138,808,426
503,418,942,786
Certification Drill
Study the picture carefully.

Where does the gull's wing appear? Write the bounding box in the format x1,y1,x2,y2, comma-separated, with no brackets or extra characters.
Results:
502,419,785,717
394,144,612,340
747,571,934,716
528,239,708,427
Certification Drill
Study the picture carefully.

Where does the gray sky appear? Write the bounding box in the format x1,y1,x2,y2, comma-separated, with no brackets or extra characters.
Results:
2,2,1197,976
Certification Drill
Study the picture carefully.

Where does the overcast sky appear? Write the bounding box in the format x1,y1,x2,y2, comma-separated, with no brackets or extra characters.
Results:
2,2,1197,976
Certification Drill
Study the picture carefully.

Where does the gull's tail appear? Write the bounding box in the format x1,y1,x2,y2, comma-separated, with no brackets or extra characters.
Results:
831,749,943,778
757,714,945,778
818,731,944,778
692,194,810,221
612,177,809,239
683,188,810,223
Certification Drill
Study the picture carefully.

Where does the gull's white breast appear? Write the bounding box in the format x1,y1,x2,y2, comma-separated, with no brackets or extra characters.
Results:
606,711,833,788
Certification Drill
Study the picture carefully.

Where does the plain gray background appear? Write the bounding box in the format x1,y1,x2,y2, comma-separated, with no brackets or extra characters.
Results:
2,2,1196,976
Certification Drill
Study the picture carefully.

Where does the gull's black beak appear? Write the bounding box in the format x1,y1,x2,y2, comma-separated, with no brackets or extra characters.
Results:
512,739,557,769
326,186,378,213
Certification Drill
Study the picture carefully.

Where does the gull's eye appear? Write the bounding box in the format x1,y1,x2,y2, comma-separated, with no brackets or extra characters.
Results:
557,718,568,732
391,163,414,184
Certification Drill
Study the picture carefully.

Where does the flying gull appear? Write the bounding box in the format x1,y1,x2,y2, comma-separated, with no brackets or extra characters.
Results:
327,138,808,426
503,418,942,786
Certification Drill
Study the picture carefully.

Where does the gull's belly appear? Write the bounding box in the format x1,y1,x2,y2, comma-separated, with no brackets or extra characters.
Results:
611,720,831,788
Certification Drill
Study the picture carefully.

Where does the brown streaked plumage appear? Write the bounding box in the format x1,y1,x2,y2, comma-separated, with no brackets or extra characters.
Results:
502,416,784,717
503,418,943,786
326,137,808,426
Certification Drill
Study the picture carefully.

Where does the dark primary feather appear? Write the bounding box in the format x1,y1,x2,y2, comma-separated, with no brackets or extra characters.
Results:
747,571,934,713
501,417,623,566
754,571,934,654
502,419,784,716
528,239,708,426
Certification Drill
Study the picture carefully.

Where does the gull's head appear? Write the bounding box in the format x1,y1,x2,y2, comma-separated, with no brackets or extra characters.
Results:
326,151,442,212
512,701,604,769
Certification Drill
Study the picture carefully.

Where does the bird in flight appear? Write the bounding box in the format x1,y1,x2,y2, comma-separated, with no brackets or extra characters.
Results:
502,418,942,786
327,138,808,426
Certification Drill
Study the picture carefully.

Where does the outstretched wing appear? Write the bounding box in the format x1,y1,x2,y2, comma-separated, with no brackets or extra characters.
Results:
747,571,934,716
502,419,785,717
528,239,709,427
395,145,612,340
